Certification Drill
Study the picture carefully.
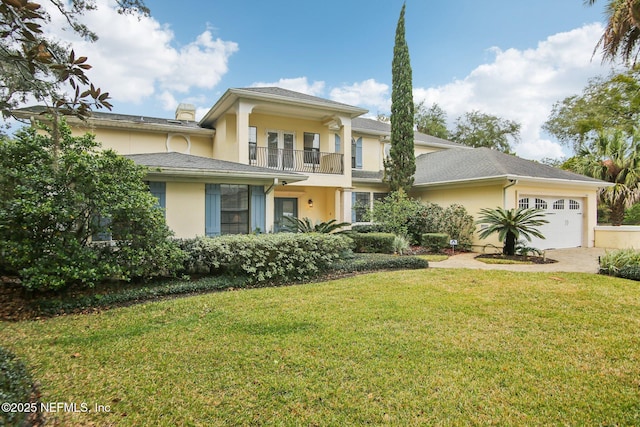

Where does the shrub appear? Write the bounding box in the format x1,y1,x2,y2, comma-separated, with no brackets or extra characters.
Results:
349,232,396,254
599,249,640,280
0,347,43,427
367,190,423,239
0,123,185,290
421,233,450,252
350,224,386,233
440,204,476,250
177,233,352,284
332,253,429,273
284,217,350,233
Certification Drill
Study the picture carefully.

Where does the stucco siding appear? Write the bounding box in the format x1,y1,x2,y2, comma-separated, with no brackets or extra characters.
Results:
166,182,206,238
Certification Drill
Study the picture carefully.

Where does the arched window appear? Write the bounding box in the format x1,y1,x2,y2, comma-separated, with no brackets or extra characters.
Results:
569,200,580,210
518,198,529,209
553,199,564,210
535,198,547,210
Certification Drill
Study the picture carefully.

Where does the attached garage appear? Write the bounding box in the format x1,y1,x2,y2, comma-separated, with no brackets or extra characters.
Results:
518,196,584,249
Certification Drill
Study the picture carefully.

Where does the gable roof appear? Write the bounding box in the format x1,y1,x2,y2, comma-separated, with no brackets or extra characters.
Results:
126,152,307,183
200,87,368,126
351,117,466,149
414,147,606,187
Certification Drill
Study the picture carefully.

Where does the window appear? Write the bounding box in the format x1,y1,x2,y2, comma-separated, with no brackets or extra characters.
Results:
352,192,370,222
384,143,391,159
535,198,547,210
304,132,320,164
518,198,529,209
569,200,580,210
352,137,362,169
221,184,249,235
553,199,564,210
249,126,257,162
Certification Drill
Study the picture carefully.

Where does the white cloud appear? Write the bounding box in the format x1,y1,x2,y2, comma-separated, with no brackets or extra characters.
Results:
41,0,237,108
329,79,390,113
250,77,325,96
413,23,614,160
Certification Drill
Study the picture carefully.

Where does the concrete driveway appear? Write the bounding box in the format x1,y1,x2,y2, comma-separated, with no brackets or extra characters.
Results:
429,247,606,273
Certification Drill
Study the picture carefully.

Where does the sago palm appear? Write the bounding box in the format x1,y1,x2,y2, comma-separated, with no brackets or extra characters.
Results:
476,207,548,256
573,130,640,225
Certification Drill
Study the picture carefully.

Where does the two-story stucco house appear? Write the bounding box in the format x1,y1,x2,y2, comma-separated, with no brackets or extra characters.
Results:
17,87,607,249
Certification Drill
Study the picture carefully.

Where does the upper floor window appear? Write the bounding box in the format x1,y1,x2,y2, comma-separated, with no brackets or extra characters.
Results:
304,132,320,165
249,126,257,162
352,137,362,169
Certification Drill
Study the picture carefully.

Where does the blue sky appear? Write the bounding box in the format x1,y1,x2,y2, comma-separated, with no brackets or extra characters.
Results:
36,0,616,159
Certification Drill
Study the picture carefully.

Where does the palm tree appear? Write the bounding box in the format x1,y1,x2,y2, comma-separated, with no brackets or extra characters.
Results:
573,130,640,225
476,207,548,256
586,0,640,64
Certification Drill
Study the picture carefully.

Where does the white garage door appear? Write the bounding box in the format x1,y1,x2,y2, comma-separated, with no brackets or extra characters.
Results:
518,196,583,249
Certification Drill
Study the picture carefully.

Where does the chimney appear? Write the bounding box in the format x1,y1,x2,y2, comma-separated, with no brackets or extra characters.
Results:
175,103,196,121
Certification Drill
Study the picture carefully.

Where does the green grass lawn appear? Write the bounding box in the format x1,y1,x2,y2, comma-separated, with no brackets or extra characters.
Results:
1,269,639,426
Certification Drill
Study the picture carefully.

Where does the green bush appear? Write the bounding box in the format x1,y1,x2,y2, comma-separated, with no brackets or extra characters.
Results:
0,123,185,291
349,232,396,254
332,253,429,273
0,347,43,427
350,224,386,233
422,233,450,252
440,204,475,250
599,249,640,280
177,233,352,284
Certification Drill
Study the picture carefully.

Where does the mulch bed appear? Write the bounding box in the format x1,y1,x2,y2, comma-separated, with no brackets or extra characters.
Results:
475,254,558,264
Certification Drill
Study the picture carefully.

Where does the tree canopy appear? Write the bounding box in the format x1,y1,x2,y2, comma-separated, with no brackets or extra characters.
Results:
450,110,520,153
544,68,640,152
384,2,415,194
1,0,148,123
586,0,640,65
415,102,449,139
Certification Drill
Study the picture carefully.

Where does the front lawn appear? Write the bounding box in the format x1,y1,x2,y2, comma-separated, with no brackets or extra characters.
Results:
1,269,639,425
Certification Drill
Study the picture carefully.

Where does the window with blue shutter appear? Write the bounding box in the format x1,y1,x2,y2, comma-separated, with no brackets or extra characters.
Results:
147,181,166,215
205,184,221,236
351,137,362,169
250,185,266,233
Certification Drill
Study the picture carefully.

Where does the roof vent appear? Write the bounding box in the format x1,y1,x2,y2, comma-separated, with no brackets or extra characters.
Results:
175,103,196,121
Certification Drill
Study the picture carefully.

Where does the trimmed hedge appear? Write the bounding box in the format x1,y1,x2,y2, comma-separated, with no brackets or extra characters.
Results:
350,224,386,233
421,233,450,252
0,347,43,427
332,253,428,272
177,233,352,284
348,232,396,254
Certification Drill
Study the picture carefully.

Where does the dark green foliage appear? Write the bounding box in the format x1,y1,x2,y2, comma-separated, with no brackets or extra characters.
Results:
176,233,352,284
0,123,185,290
0,347,43,427
599,248,640,280
349,233,396,254
384,3,415,193
367,190,424,241
623,202,640,224
477,207,548,256
283,216,350,233
421,233,450,252
451,110,520,153
332,253,428,273
350,224,386,233
415,102,449,139
440,204,475,250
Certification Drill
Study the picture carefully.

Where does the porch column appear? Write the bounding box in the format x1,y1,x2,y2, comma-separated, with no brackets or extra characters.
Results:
236,101,255,164
340,187,353,225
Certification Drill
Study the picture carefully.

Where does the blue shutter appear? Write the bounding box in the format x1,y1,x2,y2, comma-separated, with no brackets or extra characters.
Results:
335,134,341,153
148,182,166,211
205,184,221,236
356,137,363,169
250,185,266,233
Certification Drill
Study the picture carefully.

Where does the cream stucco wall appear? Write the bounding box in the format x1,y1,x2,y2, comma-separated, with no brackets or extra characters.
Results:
273,186,342,225
165,181,205,238
595,226,640,249
414,183,505,248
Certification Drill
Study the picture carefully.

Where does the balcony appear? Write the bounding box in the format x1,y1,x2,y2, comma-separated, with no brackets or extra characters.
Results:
250,146,344,174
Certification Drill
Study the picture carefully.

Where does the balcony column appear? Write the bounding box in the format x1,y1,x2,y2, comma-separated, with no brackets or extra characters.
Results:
236,101,255,164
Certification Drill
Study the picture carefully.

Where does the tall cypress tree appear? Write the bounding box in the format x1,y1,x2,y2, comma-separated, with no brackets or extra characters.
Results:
384,2,415,194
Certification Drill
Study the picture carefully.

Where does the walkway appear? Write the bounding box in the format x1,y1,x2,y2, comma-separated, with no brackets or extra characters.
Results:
429,247,606,273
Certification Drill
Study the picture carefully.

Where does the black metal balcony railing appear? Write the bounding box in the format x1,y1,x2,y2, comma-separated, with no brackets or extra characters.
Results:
250,146,344,174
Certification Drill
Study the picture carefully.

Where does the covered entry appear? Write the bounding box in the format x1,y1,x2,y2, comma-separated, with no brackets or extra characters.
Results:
518,196,584,249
